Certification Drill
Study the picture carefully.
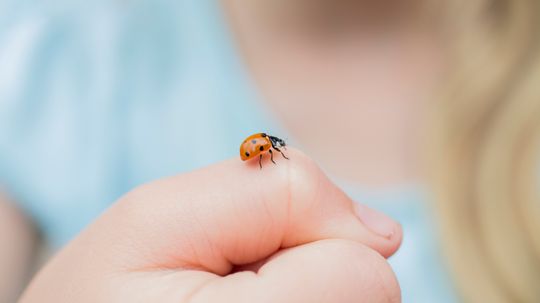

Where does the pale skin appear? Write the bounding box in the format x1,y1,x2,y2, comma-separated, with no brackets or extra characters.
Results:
2,0,443,301
20,149,402,302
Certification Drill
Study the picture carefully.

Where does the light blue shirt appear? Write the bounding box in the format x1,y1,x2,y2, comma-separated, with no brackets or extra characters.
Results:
0,1,458,302
0,0,280,245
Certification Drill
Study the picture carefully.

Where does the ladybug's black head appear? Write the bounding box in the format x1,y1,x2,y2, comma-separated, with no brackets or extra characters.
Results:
269,135,286,149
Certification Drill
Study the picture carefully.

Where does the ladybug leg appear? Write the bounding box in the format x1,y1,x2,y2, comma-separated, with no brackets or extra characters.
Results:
273,147,289,160
259,154,263,169
269,149,276,164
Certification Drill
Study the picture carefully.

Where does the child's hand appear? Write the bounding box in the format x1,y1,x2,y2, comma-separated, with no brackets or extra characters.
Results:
20,148,402,302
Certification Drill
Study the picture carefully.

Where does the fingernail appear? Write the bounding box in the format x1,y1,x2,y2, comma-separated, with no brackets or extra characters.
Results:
354,203,397,239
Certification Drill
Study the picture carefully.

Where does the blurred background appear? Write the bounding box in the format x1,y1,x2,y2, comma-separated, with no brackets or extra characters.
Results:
1,0,539,302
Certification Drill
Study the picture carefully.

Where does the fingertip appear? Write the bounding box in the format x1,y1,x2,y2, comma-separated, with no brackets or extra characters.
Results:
378,222,403,259
389,221,403,257
353,203,403,258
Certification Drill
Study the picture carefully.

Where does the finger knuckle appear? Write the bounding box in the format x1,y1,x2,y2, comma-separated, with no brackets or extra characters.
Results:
282,149,325,205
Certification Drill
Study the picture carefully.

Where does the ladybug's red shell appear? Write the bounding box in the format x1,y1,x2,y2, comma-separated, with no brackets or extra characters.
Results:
240,133,272,161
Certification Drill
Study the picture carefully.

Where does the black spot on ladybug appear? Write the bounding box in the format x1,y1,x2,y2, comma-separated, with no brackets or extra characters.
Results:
261,133,267,137
245,152,250,157
259,146,264,151
251,139,257,144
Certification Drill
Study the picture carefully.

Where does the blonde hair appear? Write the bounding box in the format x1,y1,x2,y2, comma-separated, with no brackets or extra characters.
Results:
428,0,540,302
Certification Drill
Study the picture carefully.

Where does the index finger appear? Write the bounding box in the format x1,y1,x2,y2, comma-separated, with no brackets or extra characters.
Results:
101,148,402,273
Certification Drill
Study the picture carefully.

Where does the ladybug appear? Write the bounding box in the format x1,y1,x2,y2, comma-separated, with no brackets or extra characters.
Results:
240,133,289,169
